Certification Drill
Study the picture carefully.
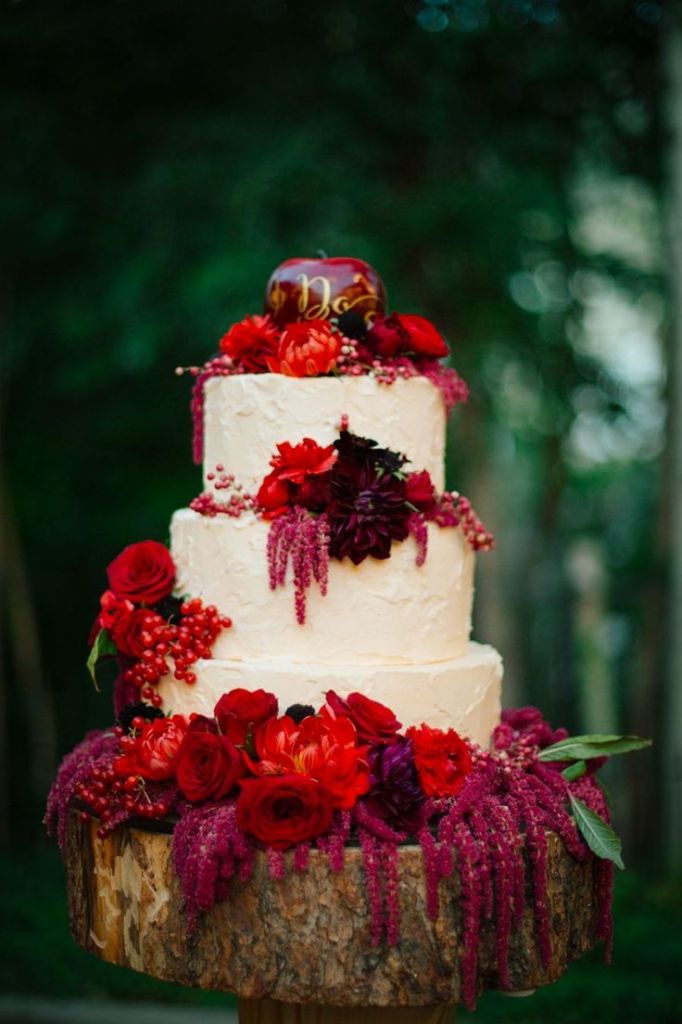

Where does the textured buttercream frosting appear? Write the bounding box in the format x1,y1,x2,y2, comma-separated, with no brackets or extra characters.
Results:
157,642,502,749
202,374,447,496
171,509,474,665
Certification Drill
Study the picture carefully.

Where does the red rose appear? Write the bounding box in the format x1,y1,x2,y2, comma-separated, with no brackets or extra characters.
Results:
114,715,188,781
219,314,280,373
175,731,244,802
236,774,334,850
214,688,279,746
98,590,134,632
406,723,472,797
111,608,164,659
367,314,448,360
405,470,436,513
267,320,341,377
249,712,370,810
396,314,448,358
325,690,401,745
107,540,176,606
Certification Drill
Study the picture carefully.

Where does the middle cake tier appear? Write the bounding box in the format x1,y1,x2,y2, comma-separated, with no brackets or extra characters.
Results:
171,508,475,664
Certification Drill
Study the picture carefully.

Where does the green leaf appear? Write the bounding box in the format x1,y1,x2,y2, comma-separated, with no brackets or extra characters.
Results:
569,795,625,869
562,759,587,781
86,629,117,690
538,734,652,762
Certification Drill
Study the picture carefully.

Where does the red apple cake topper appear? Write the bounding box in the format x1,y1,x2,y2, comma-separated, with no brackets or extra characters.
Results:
264,256,387,328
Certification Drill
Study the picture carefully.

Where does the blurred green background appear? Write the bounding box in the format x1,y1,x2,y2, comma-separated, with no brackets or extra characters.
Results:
2,0,681,1020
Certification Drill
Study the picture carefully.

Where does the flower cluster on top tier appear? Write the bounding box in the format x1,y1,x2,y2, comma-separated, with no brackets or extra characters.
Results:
183,310,468,465
87,540,232,711
250,429,493,623
46,690,647,1007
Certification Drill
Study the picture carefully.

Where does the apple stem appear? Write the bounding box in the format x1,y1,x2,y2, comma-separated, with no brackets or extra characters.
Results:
316,248,329,258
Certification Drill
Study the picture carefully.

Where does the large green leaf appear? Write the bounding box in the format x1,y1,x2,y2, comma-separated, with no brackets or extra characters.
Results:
538,734,652,762
86,629,117,690
569,795,625,869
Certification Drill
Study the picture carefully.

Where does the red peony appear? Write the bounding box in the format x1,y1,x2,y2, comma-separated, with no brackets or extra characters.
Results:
268,320,341,377
397,314,449,358
98,590,134,633
111,608,164,659
367,314,448,360
114,715,188,781
257,439,337,518
219,315,280,373
175,731,244,802
405,470,437,513
107,540,176,606
270,439,338,484
324,690,401,745
406,723,472,797
236,774,334,850
249,712,370,810
214,688,279,746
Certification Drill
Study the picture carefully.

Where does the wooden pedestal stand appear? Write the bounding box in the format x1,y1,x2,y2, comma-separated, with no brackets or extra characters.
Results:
64,812,601,1023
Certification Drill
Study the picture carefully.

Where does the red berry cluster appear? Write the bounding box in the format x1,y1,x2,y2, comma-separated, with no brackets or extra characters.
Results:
121,599,232,706
75,722,174,837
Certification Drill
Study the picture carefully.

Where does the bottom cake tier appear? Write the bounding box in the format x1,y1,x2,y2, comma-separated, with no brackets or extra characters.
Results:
156,641,503,748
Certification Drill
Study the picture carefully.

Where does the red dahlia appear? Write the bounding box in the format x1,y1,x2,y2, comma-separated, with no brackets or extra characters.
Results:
327,460,411,565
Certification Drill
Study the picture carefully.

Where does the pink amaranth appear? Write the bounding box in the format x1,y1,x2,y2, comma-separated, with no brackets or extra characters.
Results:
266,508,331,624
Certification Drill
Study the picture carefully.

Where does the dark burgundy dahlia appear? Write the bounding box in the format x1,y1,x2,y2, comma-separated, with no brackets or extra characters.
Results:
327,459,411,564
365,737,425,832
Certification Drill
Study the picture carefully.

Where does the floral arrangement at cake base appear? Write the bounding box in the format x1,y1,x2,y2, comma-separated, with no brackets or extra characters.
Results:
45,688,649,1009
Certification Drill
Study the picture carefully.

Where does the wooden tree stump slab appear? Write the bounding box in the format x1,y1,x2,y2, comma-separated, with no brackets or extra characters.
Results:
64,812,600,1009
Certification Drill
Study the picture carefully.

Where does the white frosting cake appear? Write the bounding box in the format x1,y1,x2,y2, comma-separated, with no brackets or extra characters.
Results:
160,373,503,748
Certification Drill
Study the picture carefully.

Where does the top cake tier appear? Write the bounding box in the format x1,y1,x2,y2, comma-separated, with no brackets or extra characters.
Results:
202,375,447,497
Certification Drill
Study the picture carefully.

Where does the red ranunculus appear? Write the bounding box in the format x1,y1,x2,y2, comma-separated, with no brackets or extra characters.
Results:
405,470,436,513
366,315,407,358
114,715,188,781
214,688,279,746
256,470,292,520
98,590,134,632
324,690,401,745
406,723,472,797
219,314,280,373
268,320,341,377
367,314,448,360
249,712,370,810
111,608,164,659
107,540,176,606
236,774,334,850
175,731,244,802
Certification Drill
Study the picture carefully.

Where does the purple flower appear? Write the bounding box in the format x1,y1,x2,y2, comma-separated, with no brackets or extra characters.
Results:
365,737,425,832
328,460,411,565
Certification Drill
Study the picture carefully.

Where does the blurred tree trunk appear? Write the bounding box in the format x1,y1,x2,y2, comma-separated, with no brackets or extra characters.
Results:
0,467,58,837
664,17,682,872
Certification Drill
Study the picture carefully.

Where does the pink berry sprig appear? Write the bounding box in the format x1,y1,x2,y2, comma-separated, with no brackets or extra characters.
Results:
433,492,494,551
122,599,232,706
190,465,256,518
